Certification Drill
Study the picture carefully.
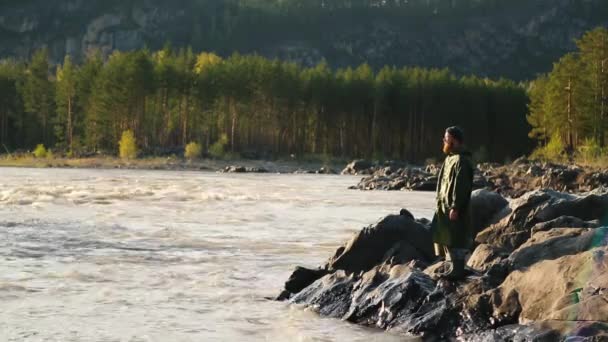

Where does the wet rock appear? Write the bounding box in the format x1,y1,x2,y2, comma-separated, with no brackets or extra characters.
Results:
222,165,246,173
276,266,329,301
326,213,434,273
341,160,374,175
316,167,337,174
278,188,608,340
293,261,497,339
343,265,436,329
290,270,356,318
221,165,268,173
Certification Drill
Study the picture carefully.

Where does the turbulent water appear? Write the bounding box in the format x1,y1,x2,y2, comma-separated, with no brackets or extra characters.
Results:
0,167,435,342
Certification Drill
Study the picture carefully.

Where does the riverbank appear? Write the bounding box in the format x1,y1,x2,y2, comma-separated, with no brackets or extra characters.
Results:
0,155,345,174
347,158,608,198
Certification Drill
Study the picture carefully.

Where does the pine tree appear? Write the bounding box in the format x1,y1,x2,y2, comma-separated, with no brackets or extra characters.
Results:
22,48,54,147
55,55,78,152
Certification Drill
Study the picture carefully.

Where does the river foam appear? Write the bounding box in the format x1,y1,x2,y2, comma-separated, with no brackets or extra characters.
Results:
0,167,434,341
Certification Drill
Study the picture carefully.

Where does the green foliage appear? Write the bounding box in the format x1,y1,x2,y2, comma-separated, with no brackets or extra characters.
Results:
0,45,533,162
209,134,229,159
55,55,78,150
531,133,566,162
21,49,54,146
184,141,202,160
528,26,608,161
33,144,47,158
118,130,138,160
46,148,54,160
577,137,603,163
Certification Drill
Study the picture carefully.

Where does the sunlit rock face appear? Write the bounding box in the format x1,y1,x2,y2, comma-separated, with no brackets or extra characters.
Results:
1,0,607,79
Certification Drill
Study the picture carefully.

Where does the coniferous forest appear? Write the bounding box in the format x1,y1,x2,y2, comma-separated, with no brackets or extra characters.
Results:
0,48,530,162
528,27,608,161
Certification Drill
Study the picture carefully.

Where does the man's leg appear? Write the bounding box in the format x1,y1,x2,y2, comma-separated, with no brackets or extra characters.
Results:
443,247,467,280
434,243,447,258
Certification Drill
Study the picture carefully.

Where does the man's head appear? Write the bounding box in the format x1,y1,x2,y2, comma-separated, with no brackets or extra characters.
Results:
443,126,464,154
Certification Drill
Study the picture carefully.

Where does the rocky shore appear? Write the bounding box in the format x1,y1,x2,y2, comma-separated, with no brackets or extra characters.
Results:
0,155,343,175
277,188,608,341
346,158,608,198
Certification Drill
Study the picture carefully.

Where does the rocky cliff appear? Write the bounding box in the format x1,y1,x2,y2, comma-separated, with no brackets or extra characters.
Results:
1,0,607,80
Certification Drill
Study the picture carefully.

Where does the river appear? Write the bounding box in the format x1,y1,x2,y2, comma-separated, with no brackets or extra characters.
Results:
0,167,435,342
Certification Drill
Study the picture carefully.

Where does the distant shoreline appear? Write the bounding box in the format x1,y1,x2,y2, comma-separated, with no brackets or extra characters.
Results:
0,156,345,175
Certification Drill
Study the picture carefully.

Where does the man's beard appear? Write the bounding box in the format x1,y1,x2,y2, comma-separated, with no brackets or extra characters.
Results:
443,142,453,155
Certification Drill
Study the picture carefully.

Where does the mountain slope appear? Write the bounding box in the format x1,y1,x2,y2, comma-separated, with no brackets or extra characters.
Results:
1,0,607,80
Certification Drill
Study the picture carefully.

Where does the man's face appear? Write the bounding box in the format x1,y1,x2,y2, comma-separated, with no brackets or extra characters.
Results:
443,132,458,154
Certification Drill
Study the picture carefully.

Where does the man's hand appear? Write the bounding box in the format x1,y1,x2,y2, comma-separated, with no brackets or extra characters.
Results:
449,209,459,221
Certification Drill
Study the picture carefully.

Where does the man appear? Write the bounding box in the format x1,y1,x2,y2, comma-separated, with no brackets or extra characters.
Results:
432,126,474,280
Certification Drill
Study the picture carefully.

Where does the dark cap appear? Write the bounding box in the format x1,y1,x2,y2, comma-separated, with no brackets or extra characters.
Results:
446,126,464,143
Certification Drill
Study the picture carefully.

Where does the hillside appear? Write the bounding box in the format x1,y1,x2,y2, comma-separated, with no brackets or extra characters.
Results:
1,0,607,80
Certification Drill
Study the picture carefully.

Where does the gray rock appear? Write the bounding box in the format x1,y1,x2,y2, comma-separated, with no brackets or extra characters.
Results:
476,190,608,252
341,160,374,175
326,213,434,273
508,227,606,271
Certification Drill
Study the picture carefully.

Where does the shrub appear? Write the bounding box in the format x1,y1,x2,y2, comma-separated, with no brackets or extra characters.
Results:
46,149,54,160
184,142,202,160
531,133,566,162
33,144,47,158
118,130,138,160
577,137,602,163
209,134,229,159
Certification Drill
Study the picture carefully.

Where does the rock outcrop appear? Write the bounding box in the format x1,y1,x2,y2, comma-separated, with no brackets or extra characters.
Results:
277,188,608,340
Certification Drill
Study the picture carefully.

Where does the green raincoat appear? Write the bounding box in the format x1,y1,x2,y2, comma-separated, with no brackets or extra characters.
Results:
432,149,474,251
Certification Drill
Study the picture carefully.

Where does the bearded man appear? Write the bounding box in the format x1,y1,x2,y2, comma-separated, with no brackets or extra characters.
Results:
432,126,474,280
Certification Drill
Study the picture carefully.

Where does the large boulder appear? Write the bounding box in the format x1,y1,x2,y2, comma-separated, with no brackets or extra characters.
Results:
326,213,434,274
275,266,329,301
470,189,509,234
476,190,608,252
291,263,496,339
493,246,608,322
467,244,510,272
277,211,434,300
508,227,603,270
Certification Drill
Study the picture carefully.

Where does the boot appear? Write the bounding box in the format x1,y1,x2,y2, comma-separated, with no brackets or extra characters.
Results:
442,258,466,281
434,260,452,278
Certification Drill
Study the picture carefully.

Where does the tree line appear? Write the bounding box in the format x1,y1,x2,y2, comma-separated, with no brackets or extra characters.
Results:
527,27,608,161
0,47,530,162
